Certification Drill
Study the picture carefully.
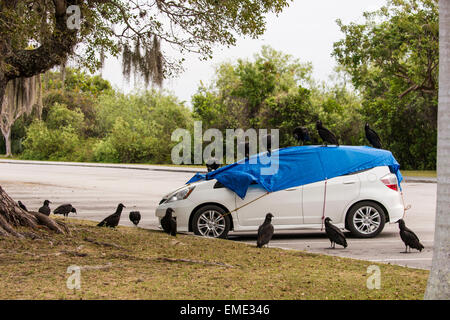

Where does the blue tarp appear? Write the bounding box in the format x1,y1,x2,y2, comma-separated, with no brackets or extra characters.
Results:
187,146,403,199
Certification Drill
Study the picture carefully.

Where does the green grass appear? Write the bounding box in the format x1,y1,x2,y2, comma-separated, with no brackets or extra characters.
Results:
0,219,428,300
402,170,436,178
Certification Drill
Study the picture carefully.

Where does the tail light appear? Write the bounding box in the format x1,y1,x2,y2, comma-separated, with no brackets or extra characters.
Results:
381,173,399,191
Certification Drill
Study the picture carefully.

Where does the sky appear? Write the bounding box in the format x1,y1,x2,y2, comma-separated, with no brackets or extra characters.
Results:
101,0,386,106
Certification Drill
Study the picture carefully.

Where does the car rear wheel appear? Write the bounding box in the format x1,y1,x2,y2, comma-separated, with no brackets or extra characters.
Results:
192,205,231,239
346,201,386,238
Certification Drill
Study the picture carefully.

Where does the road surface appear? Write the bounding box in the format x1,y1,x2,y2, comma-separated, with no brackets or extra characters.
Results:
0,161,436,270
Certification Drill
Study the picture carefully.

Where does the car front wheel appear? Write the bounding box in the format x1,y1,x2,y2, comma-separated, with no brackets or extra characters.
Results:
346,201,386,238
192,205,231,239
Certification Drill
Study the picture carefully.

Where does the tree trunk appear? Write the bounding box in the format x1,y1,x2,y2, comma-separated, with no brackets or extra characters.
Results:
0,186,68,237
0,77,7,156
424,0,450,300
0,75,6,113
3,128,11,157
60,62,66,89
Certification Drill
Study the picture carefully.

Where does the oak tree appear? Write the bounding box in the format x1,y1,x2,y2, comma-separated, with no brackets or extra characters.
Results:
0,0,289,236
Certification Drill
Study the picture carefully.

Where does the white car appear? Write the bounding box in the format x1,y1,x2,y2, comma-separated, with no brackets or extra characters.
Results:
155,165,404,239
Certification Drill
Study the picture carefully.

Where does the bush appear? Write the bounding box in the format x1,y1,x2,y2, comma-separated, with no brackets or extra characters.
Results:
43,91,99,137
93,139,119,163
22,121,80,161
46,103,85,132
94,90,193,164
93,117,158,163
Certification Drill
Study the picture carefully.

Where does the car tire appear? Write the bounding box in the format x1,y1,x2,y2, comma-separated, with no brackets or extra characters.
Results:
192,205,231,239
346,201,386,238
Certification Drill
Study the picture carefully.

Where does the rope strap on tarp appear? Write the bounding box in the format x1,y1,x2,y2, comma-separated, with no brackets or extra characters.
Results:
221,192,270,218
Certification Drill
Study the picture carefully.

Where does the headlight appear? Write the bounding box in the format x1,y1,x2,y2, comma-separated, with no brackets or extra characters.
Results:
166,185,196,203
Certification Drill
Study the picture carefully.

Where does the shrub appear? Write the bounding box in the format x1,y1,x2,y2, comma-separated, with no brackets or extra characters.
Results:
94,90,193,164
22,121,80,161
46,103,84,133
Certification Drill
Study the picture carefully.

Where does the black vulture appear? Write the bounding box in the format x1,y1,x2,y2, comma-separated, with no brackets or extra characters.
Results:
257,213,274,248
365,123,382,149
324,217,348,248
206,158,220,172
161,208,177,236
316,120,339,146
293,126,311,145
397,219,424,253
38,200,51,216
97,203,125,228
54,204,77,218
129,211,141,226
18,201,28,212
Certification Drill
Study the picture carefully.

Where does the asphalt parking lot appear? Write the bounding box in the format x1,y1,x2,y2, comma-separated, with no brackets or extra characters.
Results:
0,160,436,270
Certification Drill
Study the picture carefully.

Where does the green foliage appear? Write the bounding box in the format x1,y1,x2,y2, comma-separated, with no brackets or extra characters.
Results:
333,0,438,97
333,0,438,169
42,68,112,138
93,90,193,163
22,121,80,161
258,87,316,145
21,103,84,161
46,103,85,133
193,46,313,130
193,46,361,149
94,117,159,163
0,0,291,78
309,79,364,146
42,90,100,137
92,139,119,164
19,73,192,164
44,68,112,96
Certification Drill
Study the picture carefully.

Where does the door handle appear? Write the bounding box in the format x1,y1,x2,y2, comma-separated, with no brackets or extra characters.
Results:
285,188,298,191
343,180,356,184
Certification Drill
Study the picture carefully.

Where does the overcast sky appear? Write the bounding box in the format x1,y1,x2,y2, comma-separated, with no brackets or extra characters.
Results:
101,0,386,106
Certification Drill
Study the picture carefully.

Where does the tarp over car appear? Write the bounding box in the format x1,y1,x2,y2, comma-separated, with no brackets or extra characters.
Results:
187,145,403,199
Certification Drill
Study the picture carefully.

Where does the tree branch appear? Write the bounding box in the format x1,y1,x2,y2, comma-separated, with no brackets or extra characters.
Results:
4,0,81,80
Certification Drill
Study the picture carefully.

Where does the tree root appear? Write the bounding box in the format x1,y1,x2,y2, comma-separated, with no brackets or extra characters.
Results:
29,211,66,234
55,220,71,235
0,186,69,237
0,214,24,238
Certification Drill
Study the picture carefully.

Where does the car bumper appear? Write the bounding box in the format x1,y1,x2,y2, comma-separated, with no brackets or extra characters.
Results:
155,199,195,232
387,202,404,223
383,191,404,223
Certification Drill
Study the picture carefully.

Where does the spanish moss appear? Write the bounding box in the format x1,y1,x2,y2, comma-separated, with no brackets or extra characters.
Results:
0,75,42,156
121,35,164,87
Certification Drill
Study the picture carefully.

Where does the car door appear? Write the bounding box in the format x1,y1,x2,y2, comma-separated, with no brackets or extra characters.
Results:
302,174,361,224
302,180,325,224
235,185,303,226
